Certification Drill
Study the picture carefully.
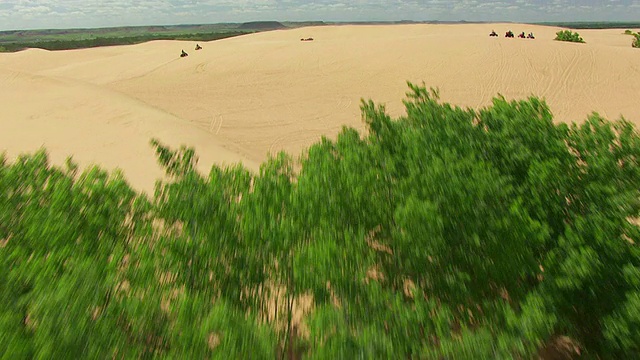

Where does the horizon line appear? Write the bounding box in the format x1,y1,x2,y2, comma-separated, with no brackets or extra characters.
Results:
2,19,640,33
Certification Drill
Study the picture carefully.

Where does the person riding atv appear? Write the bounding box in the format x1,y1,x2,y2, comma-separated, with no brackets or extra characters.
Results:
527,32,535,39
505,30,514,38
195,44,202,50
180,50,188,57
490,30,498,37
518,32,526,38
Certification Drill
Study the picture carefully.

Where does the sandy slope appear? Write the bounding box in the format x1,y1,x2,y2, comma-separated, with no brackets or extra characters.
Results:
1,24,639,191
0,67,258,193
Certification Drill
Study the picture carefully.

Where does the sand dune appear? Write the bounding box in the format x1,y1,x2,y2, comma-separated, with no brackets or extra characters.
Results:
1,24,639,191
0,66,258,193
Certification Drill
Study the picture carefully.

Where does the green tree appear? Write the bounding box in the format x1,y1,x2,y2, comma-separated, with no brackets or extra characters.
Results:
0,151,157,358
2,81,640,358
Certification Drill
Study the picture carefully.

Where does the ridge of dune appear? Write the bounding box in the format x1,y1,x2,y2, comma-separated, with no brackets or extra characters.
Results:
0,67,258,193
0,40,203,84
106,24,640,163
2,24,640,191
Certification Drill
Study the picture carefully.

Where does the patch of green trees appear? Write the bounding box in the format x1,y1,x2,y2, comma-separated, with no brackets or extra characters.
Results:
2,83,639,358
0,32,249,53
555,30,586,43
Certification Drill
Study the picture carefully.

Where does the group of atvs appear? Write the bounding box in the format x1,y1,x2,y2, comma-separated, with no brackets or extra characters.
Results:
180,44,203,58
490,30,535,39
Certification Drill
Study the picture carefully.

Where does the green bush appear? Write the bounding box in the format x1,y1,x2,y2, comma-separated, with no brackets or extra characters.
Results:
623,29,640,48
1,83,639,358
555,29,585,43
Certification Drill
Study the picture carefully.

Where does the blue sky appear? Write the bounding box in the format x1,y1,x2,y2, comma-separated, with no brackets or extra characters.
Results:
0,0,639,31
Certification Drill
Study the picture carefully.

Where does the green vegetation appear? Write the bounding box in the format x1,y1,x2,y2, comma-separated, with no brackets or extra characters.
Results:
238,21,287,30
626,30,640,48
0,21,328,53
0,21,327,53
0,24,258,52
0,32,249,52
555,30,585,43
2,83,640,358
282,21,327,27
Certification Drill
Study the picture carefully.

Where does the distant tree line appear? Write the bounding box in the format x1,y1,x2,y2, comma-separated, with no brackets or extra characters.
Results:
0,31,249,52
537,22,640,29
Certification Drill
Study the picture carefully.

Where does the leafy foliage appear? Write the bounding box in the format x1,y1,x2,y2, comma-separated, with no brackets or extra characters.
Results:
623,29,640,48
2,82,639,358
555,30,586,43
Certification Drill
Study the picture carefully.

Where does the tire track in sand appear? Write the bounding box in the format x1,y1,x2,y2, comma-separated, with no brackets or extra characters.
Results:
581,47,605,118
493,39,510,100
554,46,581,118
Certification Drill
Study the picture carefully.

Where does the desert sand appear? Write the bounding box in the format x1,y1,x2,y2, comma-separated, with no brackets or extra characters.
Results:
1,23,639,193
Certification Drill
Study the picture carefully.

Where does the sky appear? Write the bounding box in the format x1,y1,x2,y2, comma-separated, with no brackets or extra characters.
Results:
0,0,639,31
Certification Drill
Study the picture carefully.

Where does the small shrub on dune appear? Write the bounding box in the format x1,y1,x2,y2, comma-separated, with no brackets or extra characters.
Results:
555,30,585,43
622,29,640,48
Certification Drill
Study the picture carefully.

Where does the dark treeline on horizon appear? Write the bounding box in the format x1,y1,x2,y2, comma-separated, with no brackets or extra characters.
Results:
0,32,249,53
2,20,639,37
